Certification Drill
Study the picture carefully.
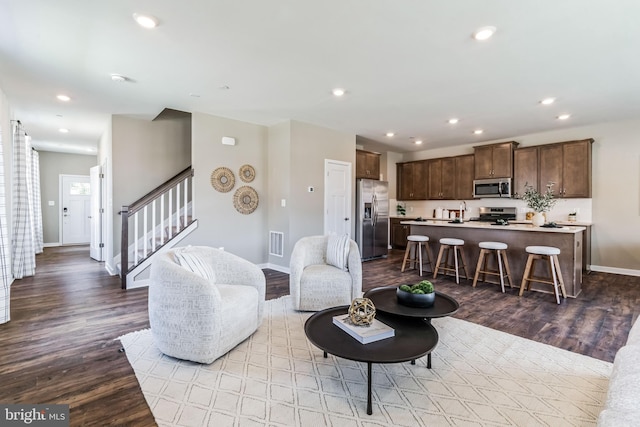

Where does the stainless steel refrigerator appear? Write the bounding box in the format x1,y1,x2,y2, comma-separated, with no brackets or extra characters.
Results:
355,179,389,260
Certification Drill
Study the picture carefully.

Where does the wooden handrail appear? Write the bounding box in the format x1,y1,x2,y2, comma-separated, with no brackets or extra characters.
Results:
121,166,193,289
126,167,193,217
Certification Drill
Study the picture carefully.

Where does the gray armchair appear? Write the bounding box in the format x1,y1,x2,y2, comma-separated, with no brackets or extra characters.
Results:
289,235,362,311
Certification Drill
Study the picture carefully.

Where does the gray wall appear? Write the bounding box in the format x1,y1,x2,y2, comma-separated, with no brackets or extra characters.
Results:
267,122,291,265
111,114,191,256
288,120,356,256
183,116,356,268
182,112,268,263
38,151,98,244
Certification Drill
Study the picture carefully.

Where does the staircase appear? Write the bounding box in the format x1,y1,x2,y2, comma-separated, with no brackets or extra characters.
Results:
119,167,197,289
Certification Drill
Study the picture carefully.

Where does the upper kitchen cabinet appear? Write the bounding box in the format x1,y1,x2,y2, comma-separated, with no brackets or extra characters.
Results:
539,139,593,198
428,157,456,199
474,141,519,179
513,146,539,197
356,149,381,180
454,154,475,200
397,160,428,200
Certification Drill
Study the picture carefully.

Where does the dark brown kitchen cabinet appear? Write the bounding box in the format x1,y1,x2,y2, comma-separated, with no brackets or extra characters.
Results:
454,154,474,200
513,146,539,197
474,141,518,179
391,217,415,249
428,157,456,199
539,139,593,198
397,161,428,200
356,149,380,180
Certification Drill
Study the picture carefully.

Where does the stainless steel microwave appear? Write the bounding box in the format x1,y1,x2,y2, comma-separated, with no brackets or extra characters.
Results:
473,178,512,198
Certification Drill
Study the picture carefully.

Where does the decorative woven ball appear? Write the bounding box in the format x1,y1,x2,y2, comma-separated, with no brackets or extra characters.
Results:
348,298,376,326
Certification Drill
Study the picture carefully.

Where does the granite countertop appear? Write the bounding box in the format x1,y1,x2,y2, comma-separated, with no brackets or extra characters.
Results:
401,220,586,234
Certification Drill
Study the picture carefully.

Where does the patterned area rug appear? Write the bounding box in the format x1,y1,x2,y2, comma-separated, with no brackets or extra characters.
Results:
119,296,611,426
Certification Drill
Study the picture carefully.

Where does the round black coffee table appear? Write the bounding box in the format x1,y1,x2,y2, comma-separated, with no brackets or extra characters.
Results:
304,306,438,415
363,286,459,368
363,287,459,319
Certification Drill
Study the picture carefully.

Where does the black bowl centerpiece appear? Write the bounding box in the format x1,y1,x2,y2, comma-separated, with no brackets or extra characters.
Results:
396,280,435,308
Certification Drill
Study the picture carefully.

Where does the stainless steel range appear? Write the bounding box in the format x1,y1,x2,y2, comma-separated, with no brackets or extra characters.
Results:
476,207,517,222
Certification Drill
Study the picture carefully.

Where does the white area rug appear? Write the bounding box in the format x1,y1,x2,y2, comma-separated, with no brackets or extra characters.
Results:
119,296,612,427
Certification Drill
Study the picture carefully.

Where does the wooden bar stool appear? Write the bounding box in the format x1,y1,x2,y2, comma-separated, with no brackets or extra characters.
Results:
472,241,513,293
519,245,567,304
401,235,434,276
433,238,468,284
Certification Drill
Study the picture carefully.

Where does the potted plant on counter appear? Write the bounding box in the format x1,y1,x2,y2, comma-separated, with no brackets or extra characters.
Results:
521,182,558,226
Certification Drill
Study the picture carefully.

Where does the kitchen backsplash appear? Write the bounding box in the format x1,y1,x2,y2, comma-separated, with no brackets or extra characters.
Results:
391,198,593,222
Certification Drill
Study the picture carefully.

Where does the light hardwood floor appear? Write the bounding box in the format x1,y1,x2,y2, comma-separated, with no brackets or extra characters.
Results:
1,246,638,426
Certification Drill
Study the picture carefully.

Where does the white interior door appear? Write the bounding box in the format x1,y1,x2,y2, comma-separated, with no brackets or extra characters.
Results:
324,159,352,236
61,175,91,245
89,166,103,261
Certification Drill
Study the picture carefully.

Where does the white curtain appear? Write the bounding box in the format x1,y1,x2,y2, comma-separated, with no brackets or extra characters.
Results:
0,125,11,324
11,122,36,279
31,148,43,254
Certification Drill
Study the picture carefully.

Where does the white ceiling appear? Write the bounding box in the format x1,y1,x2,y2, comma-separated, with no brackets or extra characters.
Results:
1,1,640,155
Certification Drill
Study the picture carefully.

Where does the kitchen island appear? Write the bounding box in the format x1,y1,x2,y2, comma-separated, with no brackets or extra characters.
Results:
402,220,586,297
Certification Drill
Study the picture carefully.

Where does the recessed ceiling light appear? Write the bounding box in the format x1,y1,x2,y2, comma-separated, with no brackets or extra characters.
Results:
473,129,484,135
557,114,571,120
448,118,459,124
415,140,423,145
332,88,346,97
133,13,158,29
56,94,71,102
110,74,127,82
540,97,556,105
386,132,395,137
473,26,496,41
59,128,69,133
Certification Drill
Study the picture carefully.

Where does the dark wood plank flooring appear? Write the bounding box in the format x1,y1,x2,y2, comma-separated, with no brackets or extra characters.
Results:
0,246,638,426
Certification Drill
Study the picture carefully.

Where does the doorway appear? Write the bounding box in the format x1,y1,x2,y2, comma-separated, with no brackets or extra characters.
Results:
324,159,352,236
60,175,91,245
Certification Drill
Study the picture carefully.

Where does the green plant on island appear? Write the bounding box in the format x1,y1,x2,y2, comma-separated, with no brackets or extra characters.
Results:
399,280,434,294
521,182,558,213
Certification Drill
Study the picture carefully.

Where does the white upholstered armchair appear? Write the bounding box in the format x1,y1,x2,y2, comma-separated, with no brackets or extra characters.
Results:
289,235,362,311
149,246,265,364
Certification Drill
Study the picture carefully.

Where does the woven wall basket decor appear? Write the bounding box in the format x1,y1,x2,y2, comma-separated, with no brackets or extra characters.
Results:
210,167,235,193
239,164,256,183
233,186,259,215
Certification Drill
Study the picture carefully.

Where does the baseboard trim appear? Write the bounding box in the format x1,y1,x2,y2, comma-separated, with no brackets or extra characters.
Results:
590,265,640,277
259,263,290,274
43,242,61,247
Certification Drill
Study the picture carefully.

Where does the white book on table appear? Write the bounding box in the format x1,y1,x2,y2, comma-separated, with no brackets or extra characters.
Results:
332,315,395,344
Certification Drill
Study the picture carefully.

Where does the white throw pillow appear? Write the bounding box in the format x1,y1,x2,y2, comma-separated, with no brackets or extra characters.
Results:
173,247,216,281
326,234,350,271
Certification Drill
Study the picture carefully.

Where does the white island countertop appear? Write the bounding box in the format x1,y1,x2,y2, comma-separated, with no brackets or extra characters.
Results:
400,220,586,234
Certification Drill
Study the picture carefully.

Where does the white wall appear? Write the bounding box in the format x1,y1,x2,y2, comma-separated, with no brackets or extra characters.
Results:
377,119,640,274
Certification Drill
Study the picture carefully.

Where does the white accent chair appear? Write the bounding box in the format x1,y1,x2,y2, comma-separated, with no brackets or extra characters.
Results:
149,246,265,364
289,235,362,311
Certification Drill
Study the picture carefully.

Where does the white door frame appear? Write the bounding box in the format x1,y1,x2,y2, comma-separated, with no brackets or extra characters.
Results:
323,159,352,236
89,165,104,261
59,174,91,245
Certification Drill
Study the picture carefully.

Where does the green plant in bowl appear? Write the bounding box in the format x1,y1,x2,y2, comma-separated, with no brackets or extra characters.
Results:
397,280,435,307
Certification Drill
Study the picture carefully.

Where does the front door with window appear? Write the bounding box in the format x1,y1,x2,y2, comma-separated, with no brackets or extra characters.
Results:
61,175,91,245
